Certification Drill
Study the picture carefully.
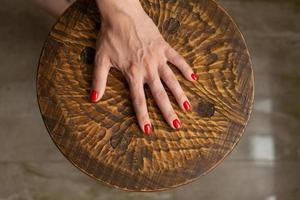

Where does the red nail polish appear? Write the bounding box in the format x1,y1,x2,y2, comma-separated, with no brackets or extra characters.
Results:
90,90,98,103
191,73,198,81
173,119,181,129
183,101,191,111
144,124,152,135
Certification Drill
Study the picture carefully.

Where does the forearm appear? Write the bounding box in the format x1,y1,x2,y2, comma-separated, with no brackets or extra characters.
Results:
95,0,146,24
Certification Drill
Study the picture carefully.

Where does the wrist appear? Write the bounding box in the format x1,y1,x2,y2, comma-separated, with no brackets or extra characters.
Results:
96,0,145,24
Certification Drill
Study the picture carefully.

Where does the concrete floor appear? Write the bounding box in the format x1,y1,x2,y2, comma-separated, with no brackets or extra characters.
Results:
0,0,300,199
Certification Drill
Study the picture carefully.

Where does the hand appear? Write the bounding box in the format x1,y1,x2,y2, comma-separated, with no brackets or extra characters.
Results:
91,0,198,135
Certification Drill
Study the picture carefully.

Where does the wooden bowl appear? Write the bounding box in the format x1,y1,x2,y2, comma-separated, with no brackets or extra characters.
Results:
37,0,254,191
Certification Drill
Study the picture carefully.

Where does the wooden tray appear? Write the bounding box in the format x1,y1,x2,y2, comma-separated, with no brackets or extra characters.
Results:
37,0,254,191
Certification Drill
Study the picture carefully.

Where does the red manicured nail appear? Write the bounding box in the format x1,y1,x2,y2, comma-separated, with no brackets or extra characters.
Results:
144,124,152,135
183,101,191,111
90,90,98,103
173,119,181,129
191,73,198,81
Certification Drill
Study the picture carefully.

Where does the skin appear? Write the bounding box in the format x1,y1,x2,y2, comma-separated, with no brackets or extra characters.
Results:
34,0,198,134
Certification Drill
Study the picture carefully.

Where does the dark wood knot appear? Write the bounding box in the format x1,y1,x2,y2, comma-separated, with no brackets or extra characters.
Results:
163,18,180,34
196,101,215,117
110,132,132,153
80,47,95,65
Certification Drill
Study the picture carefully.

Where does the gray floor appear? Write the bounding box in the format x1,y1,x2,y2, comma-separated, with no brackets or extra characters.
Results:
0,0,300,199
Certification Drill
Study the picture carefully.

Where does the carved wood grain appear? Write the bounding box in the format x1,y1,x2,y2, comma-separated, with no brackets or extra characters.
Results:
36,0,254,191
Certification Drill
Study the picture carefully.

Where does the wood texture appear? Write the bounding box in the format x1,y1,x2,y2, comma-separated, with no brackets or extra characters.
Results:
36,0,254,191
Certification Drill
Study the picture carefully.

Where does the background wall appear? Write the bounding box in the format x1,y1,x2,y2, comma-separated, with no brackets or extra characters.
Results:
0,0,299,199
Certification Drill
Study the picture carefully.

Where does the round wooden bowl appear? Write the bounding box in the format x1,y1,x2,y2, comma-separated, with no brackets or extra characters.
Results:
37,0,254,191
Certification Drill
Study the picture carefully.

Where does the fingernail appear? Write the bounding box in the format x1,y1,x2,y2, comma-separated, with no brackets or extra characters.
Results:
144,124,152,135
173,119,181,129
90,90,98,103
191,73,198,81
183,101,191,111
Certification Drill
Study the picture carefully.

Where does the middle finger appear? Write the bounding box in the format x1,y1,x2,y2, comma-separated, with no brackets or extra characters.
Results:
147,76,181,129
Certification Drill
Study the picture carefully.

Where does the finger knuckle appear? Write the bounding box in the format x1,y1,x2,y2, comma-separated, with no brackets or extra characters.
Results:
134,95,145,107
142,57,151,68
156,88,167,100
174,55,183,63
168,51,182,62
161,67,175,80
166,109,176,120
179,94,186,103
165,76,176,87
146,71,157,86
140,114,149,124
126,65,139,82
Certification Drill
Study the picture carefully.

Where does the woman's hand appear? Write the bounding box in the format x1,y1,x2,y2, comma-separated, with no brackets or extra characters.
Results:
91,0,198,135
